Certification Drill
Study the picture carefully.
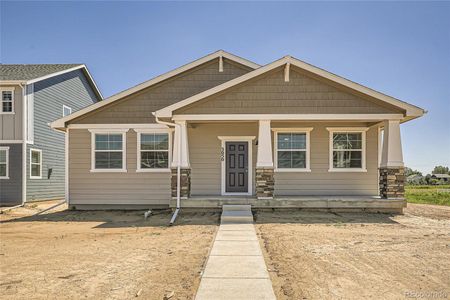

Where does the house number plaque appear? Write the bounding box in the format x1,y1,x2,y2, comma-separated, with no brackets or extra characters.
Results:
220,147,224,161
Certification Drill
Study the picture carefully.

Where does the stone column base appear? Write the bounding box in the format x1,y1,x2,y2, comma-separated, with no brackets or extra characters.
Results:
171,168,191,199
256,167,275,199
379,167,405,199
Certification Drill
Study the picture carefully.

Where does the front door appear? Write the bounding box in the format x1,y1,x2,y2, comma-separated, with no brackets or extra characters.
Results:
225,142,248,193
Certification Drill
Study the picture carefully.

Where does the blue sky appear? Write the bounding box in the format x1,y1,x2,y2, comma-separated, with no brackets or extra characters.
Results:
1,1,449,174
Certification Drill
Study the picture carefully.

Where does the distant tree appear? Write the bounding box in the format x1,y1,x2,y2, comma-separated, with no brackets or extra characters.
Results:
425,174,432,185
405,167,422,177
432,166,449,175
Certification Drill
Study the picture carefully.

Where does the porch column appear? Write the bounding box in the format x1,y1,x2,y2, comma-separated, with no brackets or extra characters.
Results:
171,120,191,199
379,120,405,199
256,120,275,200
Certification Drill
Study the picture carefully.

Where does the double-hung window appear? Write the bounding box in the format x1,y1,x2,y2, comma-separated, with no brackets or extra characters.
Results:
274,129,312,171
30,149,42,179
90,130,127,172
1,88,14,114
0,147,9,179
136,130,171,171
328,128,367,172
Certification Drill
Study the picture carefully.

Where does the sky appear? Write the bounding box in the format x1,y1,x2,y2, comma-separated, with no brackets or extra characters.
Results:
1,1,449,174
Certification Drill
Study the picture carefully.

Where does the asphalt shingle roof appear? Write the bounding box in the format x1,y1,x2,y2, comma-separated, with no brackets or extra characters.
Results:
0,64,82,81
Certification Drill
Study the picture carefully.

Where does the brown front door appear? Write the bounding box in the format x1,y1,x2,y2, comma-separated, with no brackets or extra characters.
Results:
225,142,248,193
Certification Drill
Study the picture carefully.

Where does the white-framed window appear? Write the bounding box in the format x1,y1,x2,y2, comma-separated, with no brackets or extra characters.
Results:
136,130,171,172
89,129,127,172
1,87,14,114
273,128,312,172
30,148,42,179
0,146,9,179
327,127,368,172
63,105,72,117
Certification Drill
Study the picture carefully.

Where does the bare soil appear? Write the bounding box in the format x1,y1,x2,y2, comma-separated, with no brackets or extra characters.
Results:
255,203,450,300
0,201,219,300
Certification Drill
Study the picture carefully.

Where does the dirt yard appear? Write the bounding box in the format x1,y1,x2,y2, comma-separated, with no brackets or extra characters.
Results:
256,203,450,300
0,201,219,300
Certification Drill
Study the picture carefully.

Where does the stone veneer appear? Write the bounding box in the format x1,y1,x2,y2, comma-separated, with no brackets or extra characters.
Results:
256,167,275,199
171,168,191,199
379,167,405,199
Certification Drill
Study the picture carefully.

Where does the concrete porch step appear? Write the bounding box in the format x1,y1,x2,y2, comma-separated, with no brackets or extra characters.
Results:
222,204,252,211
221,210,254,223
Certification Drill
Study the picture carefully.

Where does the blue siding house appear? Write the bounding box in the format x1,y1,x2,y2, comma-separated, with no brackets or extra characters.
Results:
0,64,102,206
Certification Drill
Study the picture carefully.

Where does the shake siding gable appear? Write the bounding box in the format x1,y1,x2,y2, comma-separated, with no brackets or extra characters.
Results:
175,67,404,115
72,58,252,125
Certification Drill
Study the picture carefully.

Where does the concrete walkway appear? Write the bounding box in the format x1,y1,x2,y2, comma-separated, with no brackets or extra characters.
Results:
195,205,276,300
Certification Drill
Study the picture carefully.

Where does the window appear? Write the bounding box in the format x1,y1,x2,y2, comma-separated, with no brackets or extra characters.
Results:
328,128,367,172
1,88,14,113
30,149,42,179
137,131,171,171
90,130,127,172
0,147,9,179
274,129,312,171
63,105,72,117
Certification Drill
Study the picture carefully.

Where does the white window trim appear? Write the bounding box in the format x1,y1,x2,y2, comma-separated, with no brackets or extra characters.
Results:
89,129,128,173
30,148,42,179
327,127,368,172
1,87,15,114
218,136,255,196
273,128,312,172
0,146,10,179
62,105,72,117
135,129,172,173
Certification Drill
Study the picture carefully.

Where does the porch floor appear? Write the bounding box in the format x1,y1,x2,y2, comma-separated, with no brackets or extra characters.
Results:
171,195,406,212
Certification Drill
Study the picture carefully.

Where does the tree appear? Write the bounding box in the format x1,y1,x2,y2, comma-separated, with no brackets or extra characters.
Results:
405,167,422,177
432,166,449,175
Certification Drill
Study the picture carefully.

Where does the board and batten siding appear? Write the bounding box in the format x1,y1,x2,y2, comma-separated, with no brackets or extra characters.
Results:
68,129,171,206
0,85,23,140
26,69,100,201
176,66,405,115
188,121,379,196
0,143,22,205
188,123,258,196
72,58,252,125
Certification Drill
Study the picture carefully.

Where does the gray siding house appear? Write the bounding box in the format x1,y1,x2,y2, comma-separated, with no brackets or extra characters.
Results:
51,51,425,213
1,64,102,206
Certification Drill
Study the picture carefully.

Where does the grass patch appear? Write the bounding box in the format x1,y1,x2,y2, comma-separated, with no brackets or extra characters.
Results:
405,185,450,206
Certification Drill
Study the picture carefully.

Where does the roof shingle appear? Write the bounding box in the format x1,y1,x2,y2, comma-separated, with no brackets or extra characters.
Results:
0,64,82,81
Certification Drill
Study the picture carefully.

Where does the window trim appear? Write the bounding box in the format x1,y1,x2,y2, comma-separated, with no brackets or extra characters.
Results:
273,128,312,172
30,148,42,179
89,129,128,173
1,87,15,114
135,129,172,173
0,146,10,179
327,127,368,172
62,105,72,117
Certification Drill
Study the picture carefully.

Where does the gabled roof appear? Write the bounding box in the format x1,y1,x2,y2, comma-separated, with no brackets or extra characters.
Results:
0,64,103,100
51,50,259,130
155,56,425,121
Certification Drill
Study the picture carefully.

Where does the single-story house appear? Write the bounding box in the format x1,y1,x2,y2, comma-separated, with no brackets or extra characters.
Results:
431,174,450,183
51,50,425,213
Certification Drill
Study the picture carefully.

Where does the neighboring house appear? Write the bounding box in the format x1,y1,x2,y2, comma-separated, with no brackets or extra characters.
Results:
51,50,425,213
431,174,450,183
0,64,102,206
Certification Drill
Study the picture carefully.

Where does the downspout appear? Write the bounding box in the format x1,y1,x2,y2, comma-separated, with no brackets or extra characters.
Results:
153,114,181,225
20,83,27,207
